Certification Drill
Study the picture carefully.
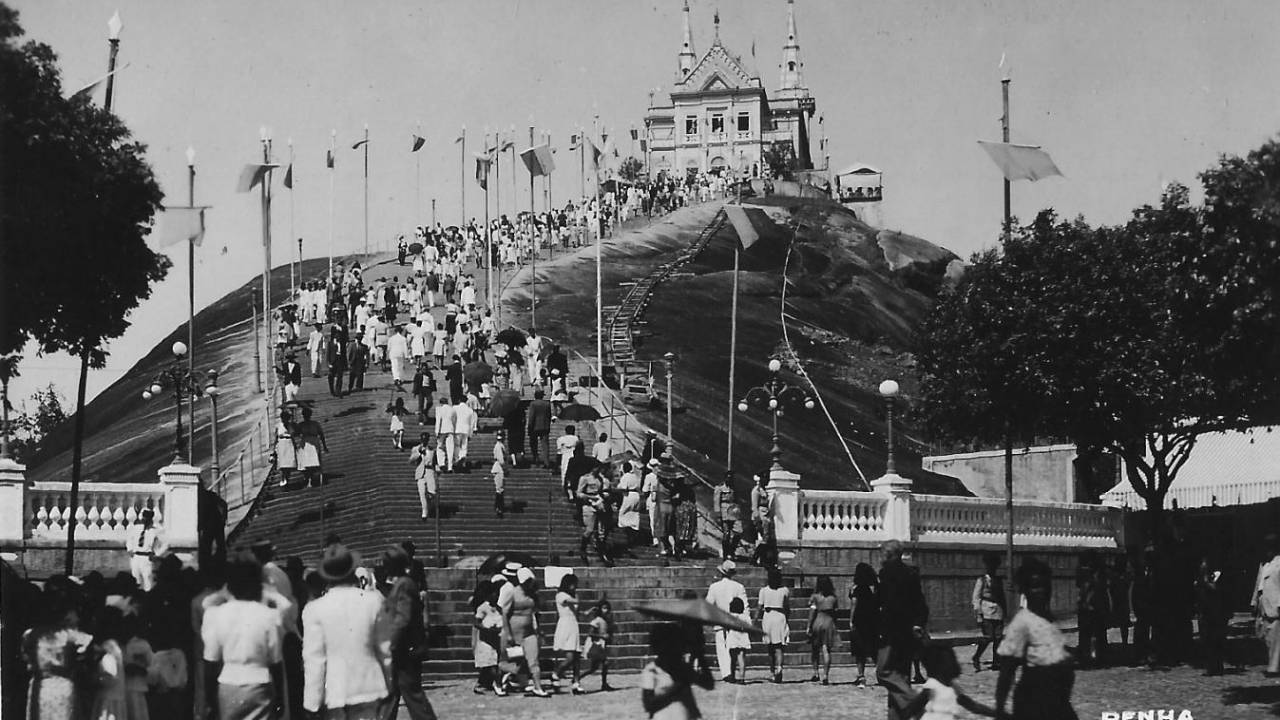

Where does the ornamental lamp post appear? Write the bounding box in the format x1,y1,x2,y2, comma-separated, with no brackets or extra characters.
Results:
738,357,814,471
879,379,900,475
204,370,221,480
141,341,200,464
664,352,676,447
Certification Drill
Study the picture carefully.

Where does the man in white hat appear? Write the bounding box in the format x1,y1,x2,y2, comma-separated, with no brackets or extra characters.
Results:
706,560,748,682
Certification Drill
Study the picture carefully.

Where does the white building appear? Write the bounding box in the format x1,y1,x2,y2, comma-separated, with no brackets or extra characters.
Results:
1101,427,1280,509
643,0,816,179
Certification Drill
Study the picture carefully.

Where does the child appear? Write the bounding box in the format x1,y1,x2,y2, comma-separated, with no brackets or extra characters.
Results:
725,596,751,683
387,397,410,450
490,459,506,519
90,607,128,720
122,619,153,720
902,645,996,720
580,600,616,691
473,579,506,695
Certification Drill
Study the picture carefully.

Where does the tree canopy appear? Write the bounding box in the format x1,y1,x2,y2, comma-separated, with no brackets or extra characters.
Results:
0,3,170,367
918,157,1280,514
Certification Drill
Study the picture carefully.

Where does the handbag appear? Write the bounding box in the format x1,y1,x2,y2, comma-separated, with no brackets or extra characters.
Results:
505,644,524,659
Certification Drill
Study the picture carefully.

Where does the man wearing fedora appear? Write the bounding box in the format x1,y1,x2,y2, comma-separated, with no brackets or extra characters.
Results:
706,560,748,682
282,351,303,402
380,546,437,719
302,545,390,720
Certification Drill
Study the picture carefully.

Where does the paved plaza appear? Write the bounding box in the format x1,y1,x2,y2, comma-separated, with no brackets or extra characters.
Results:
422,642,1280,720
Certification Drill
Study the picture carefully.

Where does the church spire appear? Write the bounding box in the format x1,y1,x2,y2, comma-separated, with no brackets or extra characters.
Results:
678,0,696,79
780,0,804,90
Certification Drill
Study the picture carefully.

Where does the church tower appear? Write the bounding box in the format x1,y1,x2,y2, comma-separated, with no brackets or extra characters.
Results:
678,0,697,79
779,0,803,90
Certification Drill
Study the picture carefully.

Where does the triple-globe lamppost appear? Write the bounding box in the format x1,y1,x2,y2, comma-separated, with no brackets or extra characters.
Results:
737,357,815,471
142,342,221,472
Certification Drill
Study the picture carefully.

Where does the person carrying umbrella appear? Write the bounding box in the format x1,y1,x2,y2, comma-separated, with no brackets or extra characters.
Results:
639,622,715,719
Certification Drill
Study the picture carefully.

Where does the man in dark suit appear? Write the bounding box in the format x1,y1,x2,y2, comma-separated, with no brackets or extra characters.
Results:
445,355,465,405
526,389,553,468
546,345,569,381
876,539,929,720
282,352,303,402
326,335,347,397
345,339,367,393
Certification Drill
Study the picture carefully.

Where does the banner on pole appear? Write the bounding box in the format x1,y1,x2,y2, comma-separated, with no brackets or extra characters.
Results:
474,152,493,189
153,207,208,248
520,144,556,177
351,139,369,150
282,164,293,189
977,141,1062,182
326,149,334,169
723,204,759,250
236,163,279,193
412,135,426,152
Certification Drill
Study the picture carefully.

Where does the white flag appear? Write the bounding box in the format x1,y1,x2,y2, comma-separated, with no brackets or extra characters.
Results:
152,207,206,248
977,141,1062,182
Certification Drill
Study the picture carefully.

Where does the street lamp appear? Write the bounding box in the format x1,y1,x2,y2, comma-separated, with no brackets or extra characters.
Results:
204,370,221,480
738,357,815,470
141,341,200,463
104,11,122,111
664,352,677,446
879,379,900,475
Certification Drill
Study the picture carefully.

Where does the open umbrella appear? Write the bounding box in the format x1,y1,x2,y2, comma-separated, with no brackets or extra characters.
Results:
463,360,494,388
408,242,424,255
278,399,315,410
634,599,763,635
495,327,527,348
559,404,601,422
478,551,539,577
487,389,521,418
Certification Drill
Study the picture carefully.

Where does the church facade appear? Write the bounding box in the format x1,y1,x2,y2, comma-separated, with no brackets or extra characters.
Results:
643,1,817,179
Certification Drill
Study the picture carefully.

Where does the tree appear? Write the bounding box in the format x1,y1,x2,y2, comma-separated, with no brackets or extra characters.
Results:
761,141,798,181
8,383,67,463
618,156,644,184
1,5,170,572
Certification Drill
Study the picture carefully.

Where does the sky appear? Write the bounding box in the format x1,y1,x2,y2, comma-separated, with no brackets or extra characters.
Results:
9,0,1280,407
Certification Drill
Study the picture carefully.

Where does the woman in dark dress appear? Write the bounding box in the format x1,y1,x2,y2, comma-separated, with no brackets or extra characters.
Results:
848,562,880,688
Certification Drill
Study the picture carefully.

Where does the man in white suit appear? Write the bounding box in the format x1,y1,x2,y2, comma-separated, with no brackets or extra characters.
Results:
705,560,748,682
452,400,478,470
302,544,389,720
434,396,457,472
1255,533,1280,676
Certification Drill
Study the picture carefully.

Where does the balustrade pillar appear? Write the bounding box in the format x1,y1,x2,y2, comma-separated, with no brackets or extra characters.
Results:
158,462,201,551
871,471,913,542
769,465,801,543
0,458,27,544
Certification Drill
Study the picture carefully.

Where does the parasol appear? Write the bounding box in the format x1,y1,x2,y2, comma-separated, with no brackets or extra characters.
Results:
487,389,522,418
478,551,539,577
408,242,424,255
463,360,494,388
634,599,763,635
495,327,528,347
558,404,601,422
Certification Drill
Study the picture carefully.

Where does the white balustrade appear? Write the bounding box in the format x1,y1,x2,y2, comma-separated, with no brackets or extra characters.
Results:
1104,475,1280,510
800,490,888,541
28,482,166,544
911,494,1121,548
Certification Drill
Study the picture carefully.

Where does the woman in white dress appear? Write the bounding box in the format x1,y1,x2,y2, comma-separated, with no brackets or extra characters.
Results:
615,462,643,549
551,574,584,694
274,410,298,487
756,568,791,684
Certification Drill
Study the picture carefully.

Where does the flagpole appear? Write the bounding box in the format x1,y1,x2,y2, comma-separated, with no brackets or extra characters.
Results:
416,121,422,224
579,126,585,204
594,113,603,382
288,139,296,300
483,132,493,323
529,123,537,329
260,127,274,407
1001,76,1012,242
328,130,335,283
187,147,197,465
362,124,369,255
460,125,467,228
509,125,517,233
727,182,742,472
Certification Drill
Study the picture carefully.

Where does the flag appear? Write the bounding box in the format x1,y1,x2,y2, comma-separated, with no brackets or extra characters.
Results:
326,149,334,169
455,133,465,144
236,163,279,193
499,138,514,152
586,140,605,171
352,138,369,150
283,164,293,189
520,144,555,177
723,204,759,250
569,133,580,150
412,135,425,152
474,152,493,189
640,139,648,153
630,127,639,141
153,207,207,248
68,62,130,101
977,141,1062,182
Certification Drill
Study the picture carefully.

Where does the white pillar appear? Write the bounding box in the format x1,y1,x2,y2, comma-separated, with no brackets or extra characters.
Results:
871,472,913,542
158,462,201,550
769,466,801,543
0,458,26,544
